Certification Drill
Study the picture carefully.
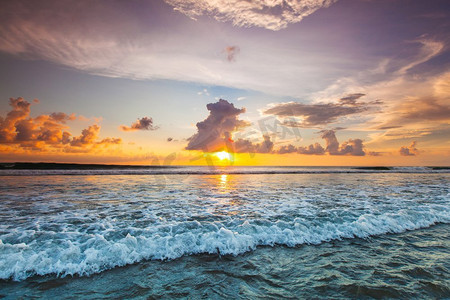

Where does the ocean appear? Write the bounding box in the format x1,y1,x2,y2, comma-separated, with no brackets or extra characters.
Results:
0,166,449,298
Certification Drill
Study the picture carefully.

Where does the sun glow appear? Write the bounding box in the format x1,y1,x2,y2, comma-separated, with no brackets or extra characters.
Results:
215,151,230,161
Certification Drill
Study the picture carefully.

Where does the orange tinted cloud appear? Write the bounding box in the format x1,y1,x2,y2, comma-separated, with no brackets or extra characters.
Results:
0,97,121,153
378,98,450,130
399,141,419,156
120,117,158,131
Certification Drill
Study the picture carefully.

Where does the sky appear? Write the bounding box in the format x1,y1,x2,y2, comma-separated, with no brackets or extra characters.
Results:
0,0,449,166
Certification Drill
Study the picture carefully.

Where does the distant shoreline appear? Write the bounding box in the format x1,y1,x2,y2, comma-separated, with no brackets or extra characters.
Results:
0,162,168,170
0,162,448,170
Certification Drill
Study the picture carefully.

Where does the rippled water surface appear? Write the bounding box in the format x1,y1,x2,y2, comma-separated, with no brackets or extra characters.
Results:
0,169,449,298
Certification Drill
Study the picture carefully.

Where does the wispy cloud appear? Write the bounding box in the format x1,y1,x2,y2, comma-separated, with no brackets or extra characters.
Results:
0,0,448,162
0,0,363,98
197,89,210,96
396,40,444,75
307,39,449,150
263,94,380,127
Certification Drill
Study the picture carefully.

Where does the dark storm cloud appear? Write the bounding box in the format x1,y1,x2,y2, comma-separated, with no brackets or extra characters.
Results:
120,117,158,131
186,99,250,152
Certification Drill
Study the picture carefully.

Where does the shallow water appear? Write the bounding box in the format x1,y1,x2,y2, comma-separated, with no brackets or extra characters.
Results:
0,168,449,298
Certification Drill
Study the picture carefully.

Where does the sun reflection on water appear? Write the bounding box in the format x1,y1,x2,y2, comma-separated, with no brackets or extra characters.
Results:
220,174,228,184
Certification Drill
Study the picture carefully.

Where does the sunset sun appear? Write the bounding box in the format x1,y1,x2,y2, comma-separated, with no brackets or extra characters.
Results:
0,0,449,297
215,151,230,161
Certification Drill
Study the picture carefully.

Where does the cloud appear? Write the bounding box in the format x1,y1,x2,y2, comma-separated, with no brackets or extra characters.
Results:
339,93,366,105
164,0,338,30
225,46,240,62
263,94,379,127
276,130,366,156
359,72,450,148
297,143,326,155
49,112,76,123
397,40,444,75
197,88,210,96
399,141,419,156
277,144,297,154
367,151,383,156
0,0,350,98
277,143,325,155
378,97,450,129
0,97,32,143
2,1,446,101
120,117,158,131
312,41,448,128
186,99,250,151
233,135,274,153
321,130,365,156
0,97,121,152
71,125,102,147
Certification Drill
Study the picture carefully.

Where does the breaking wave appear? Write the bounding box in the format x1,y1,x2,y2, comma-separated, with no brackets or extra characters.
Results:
1,208,449,281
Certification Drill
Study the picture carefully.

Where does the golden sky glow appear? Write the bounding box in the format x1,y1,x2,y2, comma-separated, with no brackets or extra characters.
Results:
0,0,449,166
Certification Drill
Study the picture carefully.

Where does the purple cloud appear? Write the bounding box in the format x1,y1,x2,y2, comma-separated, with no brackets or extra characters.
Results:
120,117,158,131
264,94,379,127
399,141,419,156
186,99,250,152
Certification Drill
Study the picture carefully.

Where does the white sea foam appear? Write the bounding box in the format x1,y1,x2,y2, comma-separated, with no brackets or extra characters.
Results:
1,171,449,281
1,208,449,281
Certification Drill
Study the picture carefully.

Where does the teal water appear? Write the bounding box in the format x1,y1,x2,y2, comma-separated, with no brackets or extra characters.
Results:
2,224,449,299
0,168,449,298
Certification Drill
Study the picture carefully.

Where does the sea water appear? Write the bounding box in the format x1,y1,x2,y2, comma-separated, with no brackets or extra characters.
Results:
0,167,449,298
